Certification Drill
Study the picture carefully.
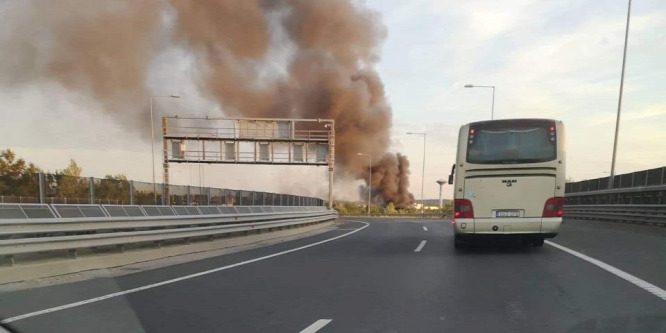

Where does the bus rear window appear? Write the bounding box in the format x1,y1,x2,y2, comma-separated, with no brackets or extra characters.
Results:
466,121,556,164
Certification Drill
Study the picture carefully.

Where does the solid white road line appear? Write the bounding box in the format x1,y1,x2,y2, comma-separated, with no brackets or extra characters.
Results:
1,221,371,324
414,240,427,252
299,319,333,333
422,226,428,231
546,240,666,301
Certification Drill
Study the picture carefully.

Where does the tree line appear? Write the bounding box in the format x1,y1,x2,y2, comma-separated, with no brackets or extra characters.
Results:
335,201,453,216
0,149,131,202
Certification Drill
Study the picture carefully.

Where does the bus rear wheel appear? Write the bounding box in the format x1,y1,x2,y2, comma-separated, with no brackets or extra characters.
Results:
454,235,465,249
532,237,545,247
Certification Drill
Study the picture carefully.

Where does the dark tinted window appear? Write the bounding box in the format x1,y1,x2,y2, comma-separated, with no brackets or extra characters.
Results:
467,120,557,164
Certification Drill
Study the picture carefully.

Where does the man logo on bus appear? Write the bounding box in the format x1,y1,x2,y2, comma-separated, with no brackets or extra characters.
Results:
502,179,517,187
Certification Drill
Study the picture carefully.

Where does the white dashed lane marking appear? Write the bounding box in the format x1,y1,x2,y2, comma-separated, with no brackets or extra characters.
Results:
414,240,427,252
299,319,332,333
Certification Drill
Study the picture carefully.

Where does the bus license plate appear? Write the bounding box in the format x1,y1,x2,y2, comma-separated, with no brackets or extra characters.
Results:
496,211,520,218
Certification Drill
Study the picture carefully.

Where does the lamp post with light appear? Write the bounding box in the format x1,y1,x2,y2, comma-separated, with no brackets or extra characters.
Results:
464,84,495,120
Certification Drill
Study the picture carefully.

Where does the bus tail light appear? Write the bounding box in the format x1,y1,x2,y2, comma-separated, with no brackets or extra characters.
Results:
542,197,564,217
454,199,474,218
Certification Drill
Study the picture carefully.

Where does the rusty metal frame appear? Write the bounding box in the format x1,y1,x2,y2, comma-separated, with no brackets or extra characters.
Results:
162,117,335,208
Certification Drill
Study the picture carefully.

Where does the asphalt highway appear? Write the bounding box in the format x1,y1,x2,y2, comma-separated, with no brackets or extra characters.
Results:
1,218,665,332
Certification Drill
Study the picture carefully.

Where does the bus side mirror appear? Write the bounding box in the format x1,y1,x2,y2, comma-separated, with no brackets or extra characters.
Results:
448,164,455,184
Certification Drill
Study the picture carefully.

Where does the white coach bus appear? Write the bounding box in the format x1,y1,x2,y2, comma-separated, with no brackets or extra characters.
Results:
448,118,565,248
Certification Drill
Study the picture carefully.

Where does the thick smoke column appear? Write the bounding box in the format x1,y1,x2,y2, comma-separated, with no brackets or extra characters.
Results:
0,0,161,129
0,0,414,207
369,154,414,208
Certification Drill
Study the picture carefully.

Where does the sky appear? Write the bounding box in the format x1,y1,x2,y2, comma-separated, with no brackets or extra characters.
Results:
372,0,666,198
1,0,665,201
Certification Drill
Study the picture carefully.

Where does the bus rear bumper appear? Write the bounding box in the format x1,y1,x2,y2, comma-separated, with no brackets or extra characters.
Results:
454,233,559,243
541,217,563,234
452,217,562,236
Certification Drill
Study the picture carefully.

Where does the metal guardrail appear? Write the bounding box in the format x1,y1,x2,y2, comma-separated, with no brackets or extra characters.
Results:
565,185,666,198
0,203,327,219
0,211,335,237
339,213,448,219
564,205,666,227
0,204,336,264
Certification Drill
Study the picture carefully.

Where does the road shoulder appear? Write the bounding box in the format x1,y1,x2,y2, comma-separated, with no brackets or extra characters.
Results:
0,221,335,291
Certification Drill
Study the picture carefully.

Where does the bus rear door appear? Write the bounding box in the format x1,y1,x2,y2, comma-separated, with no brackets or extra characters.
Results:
464,174,555,233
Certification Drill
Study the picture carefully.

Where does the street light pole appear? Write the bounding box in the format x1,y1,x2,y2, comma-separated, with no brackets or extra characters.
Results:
407,132,426,215
150,95,180,204
357,153,372,216
610,0,632,189
464,84,496,120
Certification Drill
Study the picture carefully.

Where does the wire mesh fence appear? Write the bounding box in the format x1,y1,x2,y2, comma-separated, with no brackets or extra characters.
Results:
0,173,323,206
